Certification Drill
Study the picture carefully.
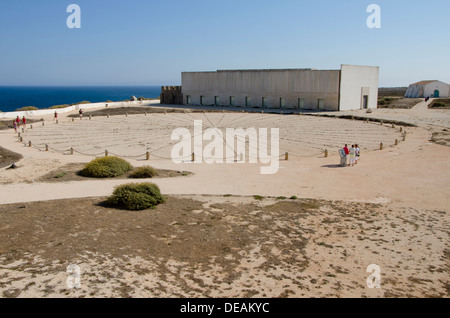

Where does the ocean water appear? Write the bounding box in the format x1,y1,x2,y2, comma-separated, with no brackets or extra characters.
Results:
0,86,163,113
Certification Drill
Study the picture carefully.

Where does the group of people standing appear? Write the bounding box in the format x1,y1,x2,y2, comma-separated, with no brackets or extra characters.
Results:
343,144,360,167
13,116,26,132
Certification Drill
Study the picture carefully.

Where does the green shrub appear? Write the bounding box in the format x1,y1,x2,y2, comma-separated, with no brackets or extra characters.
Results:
16,106,38,111
70,101,91,106
432,102,445,107
253,195,264,201
130,166,159,178
54,172,68,179
80,156,133,178
49,104,70,109
106,182,165,210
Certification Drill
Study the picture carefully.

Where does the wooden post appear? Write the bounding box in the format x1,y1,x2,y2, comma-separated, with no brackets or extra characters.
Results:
325,149,328,158
105,150,108,157
380,143,384,150
395,139,398,146
70,148,74,155
400,127,403,132
285,152,289,161
191,152,195,162
28,141,32,147
45,144,49,152
72,117,75,122
380,120,384,125
146,152,150,161
366,119,369,123
392,124,395,128
42,122,45,126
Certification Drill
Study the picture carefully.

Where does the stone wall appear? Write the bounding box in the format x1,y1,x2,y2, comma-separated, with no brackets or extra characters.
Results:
160,86,183,105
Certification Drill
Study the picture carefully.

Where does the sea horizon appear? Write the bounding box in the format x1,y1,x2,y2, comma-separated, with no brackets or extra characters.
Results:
0,86,165,113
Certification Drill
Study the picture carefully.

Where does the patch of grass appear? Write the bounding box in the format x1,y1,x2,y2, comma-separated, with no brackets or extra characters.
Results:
129,166,159,179
276,196,287,200
79,157,133,178
53,172,68,179
15,106,38,111
300,200,320,209
430,99,450,109
106,182,165,211
253,195,264,201
290,196,298,200
49,104,70,109
70,101,91,106
223,194,232,197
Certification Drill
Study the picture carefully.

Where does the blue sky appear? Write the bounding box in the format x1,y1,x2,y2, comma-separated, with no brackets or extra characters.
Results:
0,0,449,87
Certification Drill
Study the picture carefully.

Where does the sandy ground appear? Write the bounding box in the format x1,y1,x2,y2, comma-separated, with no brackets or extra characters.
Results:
0,103,449,298
0,195,447,298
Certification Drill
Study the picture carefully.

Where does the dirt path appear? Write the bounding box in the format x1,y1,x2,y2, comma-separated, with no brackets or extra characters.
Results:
411,98,435,112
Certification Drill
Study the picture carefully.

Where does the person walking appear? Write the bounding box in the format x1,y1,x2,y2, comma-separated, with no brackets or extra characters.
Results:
54,111,58,121
22,116,27,128
16,116,20,127
355,144,360,165
13,120,17,133
348,145,357,167
343,144,349,166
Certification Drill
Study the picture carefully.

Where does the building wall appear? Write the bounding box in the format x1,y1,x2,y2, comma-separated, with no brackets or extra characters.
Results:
339,65,379,111
160,86,183,105
423,81,450,98
182,69,341,111
404,84,424,98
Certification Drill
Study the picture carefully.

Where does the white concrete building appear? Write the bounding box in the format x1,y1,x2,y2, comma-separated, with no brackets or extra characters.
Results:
181,64,379,111
404,80,450,98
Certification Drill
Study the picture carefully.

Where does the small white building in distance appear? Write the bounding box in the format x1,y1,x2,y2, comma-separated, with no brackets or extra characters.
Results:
181,64,379,111
404,80,450,98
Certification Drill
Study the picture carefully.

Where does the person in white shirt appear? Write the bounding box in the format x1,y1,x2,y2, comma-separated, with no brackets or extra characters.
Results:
349,145,356,166
355,144,360,165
